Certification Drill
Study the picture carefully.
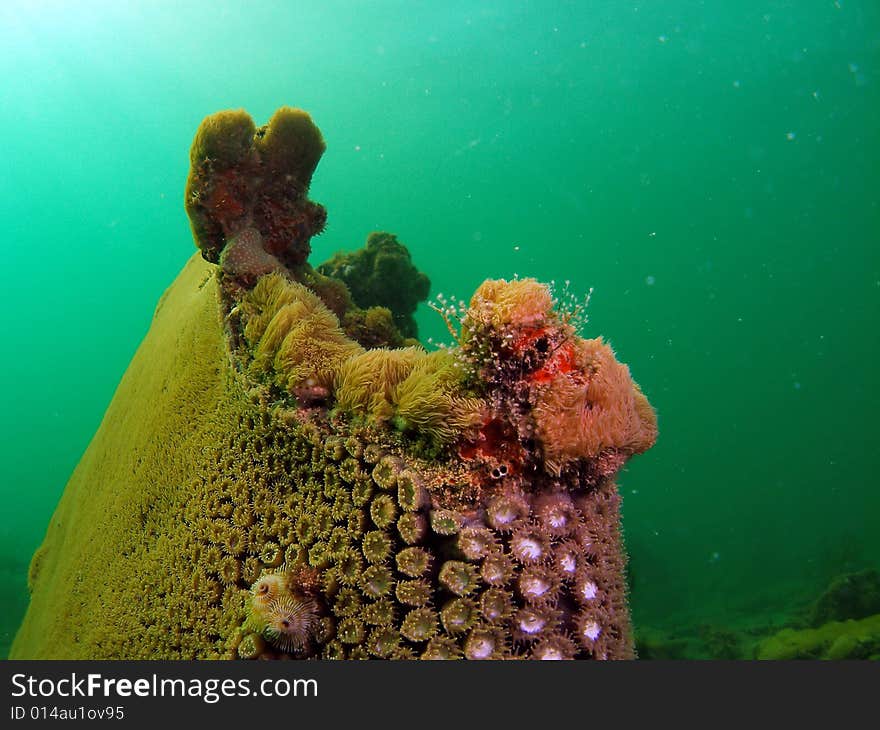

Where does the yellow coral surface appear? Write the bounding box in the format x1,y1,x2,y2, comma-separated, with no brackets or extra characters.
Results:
13,255,242,658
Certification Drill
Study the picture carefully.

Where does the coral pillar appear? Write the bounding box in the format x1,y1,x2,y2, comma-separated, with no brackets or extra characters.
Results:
12,108,656,659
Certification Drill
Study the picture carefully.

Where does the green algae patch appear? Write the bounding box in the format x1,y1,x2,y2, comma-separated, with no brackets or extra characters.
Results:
756,613,880,660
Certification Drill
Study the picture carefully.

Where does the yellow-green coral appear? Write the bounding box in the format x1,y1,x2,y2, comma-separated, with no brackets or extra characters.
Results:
332,345,485,449
242,272,363,392
184,107,327,268
333,346,423,420
254,106,326,187
13,257,239,658
188,109,257,168
390,350,485,445
273,316,362,392
239,274,483,447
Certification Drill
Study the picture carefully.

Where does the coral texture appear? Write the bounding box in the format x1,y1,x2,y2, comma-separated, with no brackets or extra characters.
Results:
12,107,656,660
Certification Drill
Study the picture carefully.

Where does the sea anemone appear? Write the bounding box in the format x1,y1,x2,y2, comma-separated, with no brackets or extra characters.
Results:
396,512,427,544
370,456,400,490
369,494,398,529
396,547,431,578
337,617,366,645
368,626,401,658
396,580,433,607
236,632,266,660
429,508,464,536
513,606,559,644
360,565,394,598
479,587,514,623
420,636,461,660
552,539,583,582
361,530,392,564
575,611,603,648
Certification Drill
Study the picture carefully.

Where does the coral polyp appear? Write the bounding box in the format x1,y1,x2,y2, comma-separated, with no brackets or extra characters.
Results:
11,105,656,660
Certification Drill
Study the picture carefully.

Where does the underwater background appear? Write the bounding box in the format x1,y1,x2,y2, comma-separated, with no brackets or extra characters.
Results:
1,0,877,658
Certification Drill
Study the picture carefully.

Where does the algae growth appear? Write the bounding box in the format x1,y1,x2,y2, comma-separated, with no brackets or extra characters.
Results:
11,107,656,659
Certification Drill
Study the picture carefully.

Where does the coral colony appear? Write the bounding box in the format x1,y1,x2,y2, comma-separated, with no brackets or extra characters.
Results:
12,108,656,660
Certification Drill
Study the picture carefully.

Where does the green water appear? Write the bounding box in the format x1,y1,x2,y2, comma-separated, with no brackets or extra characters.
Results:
1,0,878,657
